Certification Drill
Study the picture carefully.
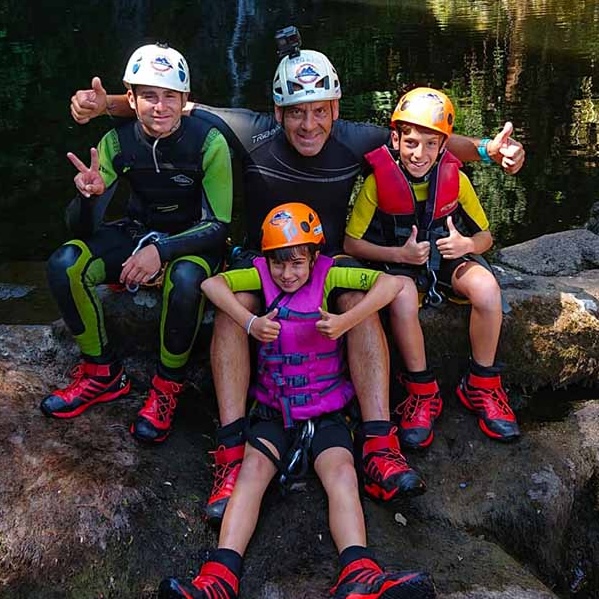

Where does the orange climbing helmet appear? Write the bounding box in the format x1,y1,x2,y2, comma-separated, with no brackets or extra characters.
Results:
261,202,325,251
391,87,454,138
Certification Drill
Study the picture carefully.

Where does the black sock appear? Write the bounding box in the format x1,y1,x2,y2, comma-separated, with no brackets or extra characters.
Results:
210,548,243,579
338,545,375,568
470,358,501,377
217,418,246,447
405,369,434,383
361,420,394,437
82,354,120,378
157,362,186,383
83,352,116,366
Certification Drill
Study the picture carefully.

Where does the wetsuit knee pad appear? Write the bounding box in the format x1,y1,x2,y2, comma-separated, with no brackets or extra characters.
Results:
47,243,85,280
166,258,210,298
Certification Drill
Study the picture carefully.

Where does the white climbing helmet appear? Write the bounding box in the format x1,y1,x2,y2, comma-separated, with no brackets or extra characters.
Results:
272,49,341,107
123,43,190,93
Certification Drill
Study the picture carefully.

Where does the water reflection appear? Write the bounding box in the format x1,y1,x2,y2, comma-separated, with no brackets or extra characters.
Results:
0,0,597,262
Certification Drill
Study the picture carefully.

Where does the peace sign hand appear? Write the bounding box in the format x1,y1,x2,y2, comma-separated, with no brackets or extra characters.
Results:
67,148,106,198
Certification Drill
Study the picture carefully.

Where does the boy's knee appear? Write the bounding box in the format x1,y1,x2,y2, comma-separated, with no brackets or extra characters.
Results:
321,457,358,490
243,443,278,476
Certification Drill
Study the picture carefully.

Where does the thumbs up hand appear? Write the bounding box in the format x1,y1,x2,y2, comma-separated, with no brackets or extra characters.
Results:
250,309,281,342
396,225,430,265
316,308,346,340
70,77,108,124
486,121,525,175
436,216,469,259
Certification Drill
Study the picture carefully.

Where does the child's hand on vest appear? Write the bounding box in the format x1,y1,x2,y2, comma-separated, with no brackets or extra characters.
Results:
316,308,346,340
436,216,470,259
251,309,281,342
397,225,430,265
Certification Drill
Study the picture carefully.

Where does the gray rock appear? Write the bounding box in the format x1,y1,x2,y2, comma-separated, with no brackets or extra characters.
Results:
496,228,599,276
586,201,599,235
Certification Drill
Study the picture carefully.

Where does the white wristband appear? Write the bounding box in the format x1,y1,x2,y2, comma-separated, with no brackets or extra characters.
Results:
245,314,258,335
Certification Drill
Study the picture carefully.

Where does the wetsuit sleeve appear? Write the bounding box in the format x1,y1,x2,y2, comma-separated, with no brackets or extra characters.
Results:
96,129,120,189
219,267,262,293
190,105,278,155
345,174,379,240
322,266,381,311
456,171,489,233
154,128,233,262
333,120,391,163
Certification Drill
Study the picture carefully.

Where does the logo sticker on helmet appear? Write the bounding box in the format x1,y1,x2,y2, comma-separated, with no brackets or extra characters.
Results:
177,60,187,83
296,64,320,83
270,210,298,242
151,55,174,73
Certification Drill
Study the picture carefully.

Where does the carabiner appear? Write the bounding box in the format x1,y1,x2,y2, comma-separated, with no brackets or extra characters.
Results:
126,231,163,293
278,419,315,488
425,267,444,307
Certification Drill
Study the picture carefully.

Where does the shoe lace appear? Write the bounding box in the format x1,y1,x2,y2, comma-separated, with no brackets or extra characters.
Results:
144,381,181,423
397,392,429,422
365,440,409,476
471,381,513,418
60,364,101,401
210,447,242,497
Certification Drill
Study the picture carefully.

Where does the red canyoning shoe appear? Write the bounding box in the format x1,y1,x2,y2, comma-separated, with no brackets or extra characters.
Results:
40,361,130,418
362,429,426,501
158,561,239,599
456,371,520,441
394,376,443,449
204,443,245,525
130,375,184,443
330,558,436,599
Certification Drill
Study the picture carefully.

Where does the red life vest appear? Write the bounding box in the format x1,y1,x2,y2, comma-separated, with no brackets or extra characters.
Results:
364,145,462,235
251,255,355,428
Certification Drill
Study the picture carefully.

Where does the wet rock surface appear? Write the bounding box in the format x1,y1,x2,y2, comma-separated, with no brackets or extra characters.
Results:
0,228,598,598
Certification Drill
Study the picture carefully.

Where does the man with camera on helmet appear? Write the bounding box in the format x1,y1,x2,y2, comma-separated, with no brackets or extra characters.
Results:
43,44,233,445
69,29,525,524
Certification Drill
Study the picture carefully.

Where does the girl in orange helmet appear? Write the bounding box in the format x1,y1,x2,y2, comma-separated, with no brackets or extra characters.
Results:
159,202,435,599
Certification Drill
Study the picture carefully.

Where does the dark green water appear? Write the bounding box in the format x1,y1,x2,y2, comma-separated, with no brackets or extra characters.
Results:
1,0,598,260
0,0,598,323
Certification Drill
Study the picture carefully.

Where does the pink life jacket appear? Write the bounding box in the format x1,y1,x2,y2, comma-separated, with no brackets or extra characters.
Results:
251,254,355,428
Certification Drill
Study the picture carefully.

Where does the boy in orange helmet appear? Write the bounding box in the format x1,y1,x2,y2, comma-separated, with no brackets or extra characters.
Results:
159,202,434,599
345,87,520,449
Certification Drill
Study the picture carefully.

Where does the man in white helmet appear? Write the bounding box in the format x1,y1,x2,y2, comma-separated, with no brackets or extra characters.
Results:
42,43,233,447
69,34,526,529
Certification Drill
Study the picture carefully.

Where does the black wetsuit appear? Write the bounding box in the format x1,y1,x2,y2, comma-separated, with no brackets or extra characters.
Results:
189,106,390,256
48,117,232,377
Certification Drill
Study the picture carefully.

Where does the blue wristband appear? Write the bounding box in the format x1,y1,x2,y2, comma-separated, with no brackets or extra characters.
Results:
478,138,492,164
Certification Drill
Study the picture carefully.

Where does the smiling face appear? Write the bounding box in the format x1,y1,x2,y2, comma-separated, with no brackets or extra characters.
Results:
392,123,445,179
127,85,188,138
275,100,339,157
267,246,315,293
